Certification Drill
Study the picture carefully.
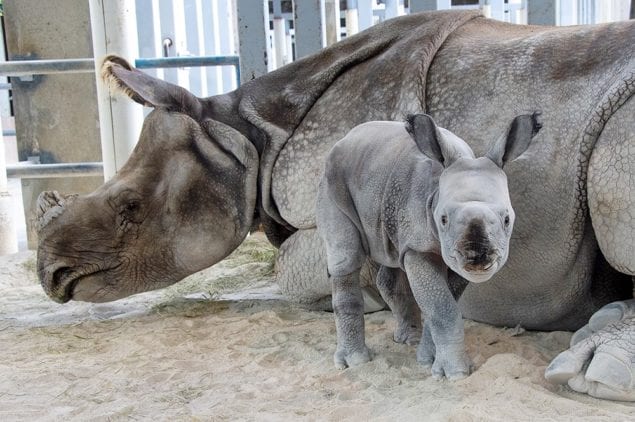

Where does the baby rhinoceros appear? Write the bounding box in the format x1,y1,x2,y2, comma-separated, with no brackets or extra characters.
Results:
316,112,541,379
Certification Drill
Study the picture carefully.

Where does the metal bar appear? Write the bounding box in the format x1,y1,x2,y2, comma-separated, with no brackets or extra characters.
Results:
236,0,269,83
0,57,240,84
6,162,104,179
134,55,239,69
2,130,15,137
0,58,94,77
295,0,327,58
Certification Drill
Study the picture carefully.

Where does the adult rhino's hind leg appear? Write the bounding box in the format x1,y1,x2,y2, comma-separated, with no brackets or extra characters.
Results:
276,229,332,310
276,228,385,312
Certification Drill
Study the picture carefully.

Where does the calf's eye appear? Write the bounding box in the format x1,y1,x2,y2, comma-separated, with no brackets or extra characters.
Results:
441,215,448,226
504,215,510,227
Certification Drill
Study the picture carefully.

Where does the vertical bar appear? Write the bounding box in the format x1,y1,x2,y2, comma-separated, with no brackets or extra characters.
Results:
273,0,287,68
527,0,557,25
158,0,179,83
0,117,18,254
558,0,579,26
294,0,327,59
135,0,159,79
485,0,506,21
184,0,202,95
436,0,452,10
89,0,144,179
384,0,399,19
236,0,269,82
171,0,190,89
151,0,165,80
194,0,209,97
217,0,237,92
0,18,9,117
325,0,341,46
285,20,294,63
201,0,220,94
345,0,359,36
357,0,374,30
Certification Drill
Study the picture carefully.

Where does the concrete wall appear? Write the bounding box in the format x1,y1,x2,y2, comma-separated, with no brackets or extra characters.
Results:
4,0,104,248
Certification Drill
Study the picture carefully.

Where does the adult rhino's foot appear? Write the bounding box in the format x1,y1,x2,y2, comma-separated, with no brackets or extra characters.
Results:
545,300,635,401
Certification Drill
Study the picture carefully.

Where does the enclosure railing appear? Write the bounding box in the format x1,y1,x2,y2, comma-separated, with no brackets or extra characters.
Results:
0,55,240,179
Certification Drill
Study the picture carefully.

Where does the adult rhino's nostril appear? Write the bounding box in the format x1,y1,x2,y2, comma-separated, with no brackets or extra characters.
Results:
44,266,77,303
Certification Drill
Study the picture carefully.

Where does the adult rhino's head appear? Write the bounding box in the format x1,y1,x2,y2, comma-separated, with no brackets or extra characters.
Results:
406,112,541,283
37,56,258,303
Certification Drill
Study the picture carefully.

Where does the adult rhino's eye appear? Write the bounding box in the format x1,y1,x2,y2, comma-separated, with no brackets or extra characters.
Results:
504,215,510,227
126,201,139,213
441,215,448,226
121,200,143,224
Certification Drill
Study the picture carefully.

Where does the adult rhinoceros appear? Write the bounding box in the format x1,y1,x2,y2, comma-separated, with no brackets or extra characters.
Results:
36,10,634,400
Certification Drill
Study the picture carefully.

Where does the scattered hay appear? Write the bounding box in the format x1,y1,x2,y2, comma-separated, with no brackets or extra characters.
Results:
158,232,277,303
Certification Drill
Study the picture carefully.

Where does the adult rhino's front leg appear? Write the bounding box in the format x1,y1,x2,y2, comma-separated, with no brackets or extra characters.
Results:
545,299,635,401
545,95,635,401
276,228,385,312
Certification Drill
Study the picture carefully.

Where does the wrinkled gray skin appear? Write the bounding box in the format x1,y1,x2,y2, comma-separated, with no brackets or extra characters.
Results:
36,11,634,400
317,113,539,378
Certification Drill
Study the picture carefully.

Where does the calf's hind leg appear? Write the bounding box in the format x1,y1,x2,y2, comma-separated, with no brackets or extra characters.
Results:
376,266,421,345
276,228,385,312
317,195,371,369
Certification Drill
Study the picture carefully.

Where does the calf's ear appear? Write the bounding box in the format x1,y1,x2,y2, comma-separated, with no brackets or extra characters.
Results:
101,55,203,119
405,113,474,167
487,111,542,167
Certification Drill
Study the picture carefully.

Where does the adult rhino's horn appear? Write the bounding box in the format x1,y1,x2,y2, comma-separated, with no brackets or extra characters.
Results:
36,191,77,232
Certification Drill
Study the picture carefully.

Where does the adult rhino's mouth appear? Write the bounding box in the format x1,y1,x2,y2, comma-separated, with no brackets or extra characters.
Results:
43,265,116,304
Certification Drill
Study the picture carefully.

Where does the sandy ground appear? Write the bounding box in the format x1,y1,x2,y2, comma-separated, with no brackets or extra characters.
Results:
1,233,634,421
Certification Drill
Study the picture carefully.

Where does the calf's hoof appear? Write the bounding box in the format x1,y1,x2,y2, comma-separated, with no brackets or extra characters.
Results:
394,324,421,346
334,346,372,369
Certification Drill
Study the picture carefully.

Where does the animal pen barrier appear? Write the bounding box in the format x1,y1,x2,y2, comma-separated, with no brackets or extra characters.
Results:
0,56,240,180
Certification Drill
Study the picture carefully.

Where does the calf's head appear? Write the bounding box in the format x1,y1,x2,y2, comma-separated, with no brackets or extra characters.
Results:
405,113,541,283
36,56,258,303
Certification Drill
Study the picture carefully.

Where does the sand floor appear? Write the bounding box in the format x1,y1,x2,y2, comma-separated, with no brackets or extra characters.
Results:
1,233,634,421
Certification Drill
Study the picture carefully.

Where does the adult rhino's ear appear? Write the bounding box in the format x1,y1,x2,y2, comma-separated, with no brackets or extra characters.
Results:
405,113,474,168
487,112,542,167
101,55,203,118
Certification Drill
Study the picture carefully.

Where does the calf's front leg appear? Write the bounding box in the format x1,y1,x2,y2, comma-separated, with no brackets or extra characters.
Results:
403,251,472,380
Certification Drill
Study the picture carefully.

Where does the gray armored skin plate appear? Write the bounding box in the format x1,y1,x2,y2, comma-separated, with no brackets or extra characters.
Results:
35,11,635,400
317,113,540,378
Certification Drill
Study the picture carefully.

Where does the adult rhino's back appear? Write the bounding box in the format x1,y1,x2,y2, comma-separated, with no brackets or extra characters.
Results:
426,18,635,329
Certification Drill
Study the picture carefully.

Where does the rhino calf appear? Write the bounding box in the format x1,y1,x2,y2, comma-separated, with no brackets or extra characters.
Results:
316,113,541,379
